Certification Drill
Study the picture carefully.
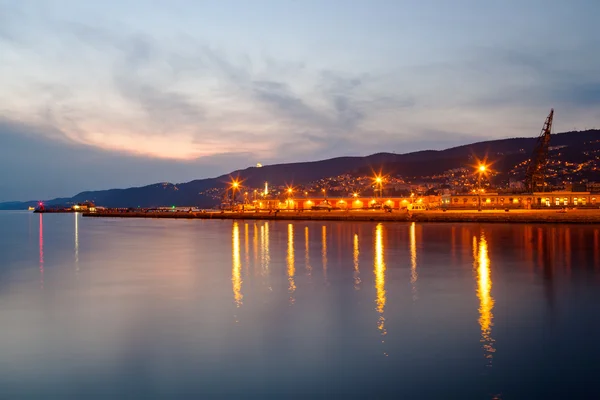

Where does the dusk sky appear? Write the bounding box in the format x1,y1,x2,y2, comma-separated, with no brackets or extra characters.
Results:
1,0,599,201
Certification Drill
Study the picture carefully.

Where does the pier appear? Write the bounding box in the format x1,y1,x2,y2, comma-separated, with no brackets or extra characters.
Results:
82,209,600,224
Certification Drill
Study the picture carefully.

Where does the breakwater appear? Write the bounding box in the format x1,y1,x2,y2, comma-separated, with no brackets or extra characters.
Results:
82,209,600,224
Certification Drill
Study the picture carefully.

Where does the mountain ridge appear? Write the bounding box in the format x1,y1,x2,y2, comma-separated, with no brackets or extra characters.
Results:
1,129,597,209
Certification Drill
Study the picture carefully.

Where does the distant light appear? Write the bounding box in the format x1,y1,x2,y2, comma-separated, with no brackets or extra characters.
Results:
172,205,175,209
256,163,262,168
479,165,487,172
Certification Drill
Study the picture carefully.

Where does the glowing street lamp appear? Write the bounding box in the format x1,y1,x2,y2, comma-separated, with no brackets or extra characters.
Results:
230,180,240,207
373,175,384,199
476,164,488,211
287,187,294,210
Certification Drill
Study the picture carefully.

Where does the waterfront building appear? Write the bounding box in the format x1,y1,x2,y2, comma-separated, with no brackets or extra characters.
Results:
441,191,596,209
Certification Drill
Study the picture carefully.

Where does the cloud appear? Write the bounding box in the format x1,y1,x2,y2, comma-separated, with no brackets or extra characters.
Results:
1,0,600,200
0,119,258,201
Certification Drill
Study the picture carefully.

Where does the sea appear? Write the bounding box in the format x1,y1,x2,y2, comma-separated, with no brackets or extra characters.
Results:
0,211,598,399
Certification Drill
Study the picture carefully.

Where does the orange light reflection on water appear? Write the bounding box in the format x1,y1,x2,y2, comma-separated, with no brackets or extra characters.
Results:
474,232,495,366
287,224,296,304
374,224,387,341
305,226,312,277
353,233,360,290
232,222,243,307
410,222,418,301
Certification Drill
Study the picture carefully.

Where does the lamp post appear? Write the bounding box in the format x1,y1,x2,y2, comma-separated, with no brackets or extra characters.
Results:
231,180,240,210
375,176,383,199
287,187,294,210
477,165,487,211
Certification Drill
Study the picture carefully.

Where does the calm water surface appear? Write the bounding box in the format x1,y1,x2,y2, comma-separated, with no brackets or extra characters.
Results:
0,211,599,399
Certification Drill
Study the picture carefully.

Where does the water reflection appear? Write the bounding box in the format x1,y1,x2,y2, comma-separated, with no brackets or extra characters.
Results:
474,232,495,366
75,213,79,274
410,222,418,301
595,229,599,269
244,223,249,271
260,222,271,273
253,223,259,273
305,227,312,276
564,227,571,272
39,213,44,289
4,217,600,398
374,224,387,345
353,233,360,290
322,226,328,282
232,222,243,307
287,224,296,304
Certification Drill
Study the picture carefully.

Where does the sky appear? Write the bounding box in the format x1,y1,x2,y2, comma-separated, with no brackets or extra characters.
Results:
1,0,599,201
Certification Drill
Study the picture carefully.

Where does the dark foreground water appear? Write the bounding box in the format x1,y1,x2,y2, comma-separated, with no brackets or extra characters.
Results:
0,212,599,399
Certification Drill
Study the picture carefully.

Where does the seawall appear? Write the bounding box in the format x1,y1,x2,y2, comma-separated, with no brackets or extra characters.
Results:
82,209,600,224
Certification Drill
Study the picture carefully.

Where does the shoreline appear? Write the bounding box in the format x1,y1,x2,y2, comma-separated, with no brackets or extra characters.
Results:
82,209,600,224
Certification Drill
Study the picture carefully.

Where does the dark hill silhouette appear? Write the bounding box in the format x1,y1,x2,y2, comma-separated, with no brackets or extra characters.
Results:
1,130,597,209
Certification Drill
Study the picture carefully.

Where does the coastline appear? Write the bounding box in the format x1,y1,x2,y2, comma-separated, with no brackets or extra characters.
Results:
82,209,600,224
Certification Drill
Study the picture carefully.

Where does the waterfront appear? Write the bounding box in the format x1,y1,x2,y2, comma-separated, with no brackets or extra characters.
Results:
83,208,600,224
0,211,599,399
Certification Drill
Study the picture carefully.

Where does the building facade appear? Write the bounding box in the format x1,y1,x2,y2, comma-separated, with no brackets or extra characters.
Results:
441,191,597,209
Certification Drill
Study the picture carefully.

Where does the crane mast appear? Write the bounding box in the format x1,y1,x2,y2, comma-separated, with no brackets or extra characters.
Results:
525,109,554,193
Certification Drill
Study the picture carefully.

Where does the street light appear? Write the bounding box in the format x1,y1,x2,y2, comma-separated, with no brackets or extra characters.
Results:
374,175,384,199
230,180,240,209
287,187,294,210
477,164,487,211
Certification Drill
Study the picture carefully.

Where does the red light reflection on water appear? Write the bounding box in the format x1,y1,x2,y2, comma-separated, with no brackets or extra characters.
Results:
39,214,44,289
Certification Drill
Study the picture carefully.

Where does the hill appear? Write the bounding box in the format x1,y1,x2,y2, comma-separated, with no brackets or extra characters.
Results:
1,130,597,209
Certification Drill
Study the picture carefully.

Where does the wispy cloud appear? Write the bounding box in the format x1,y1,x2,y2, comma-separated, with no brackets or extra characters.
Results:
1,0,599,199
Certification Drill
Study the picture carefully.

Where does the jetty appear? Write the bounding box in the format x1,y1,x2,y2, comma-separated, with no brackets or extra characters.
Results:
82,209,600,224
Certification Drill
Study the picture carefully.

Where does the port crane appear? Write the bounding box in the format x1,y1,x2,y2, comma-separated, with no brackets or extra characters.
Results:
525,108,554,192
